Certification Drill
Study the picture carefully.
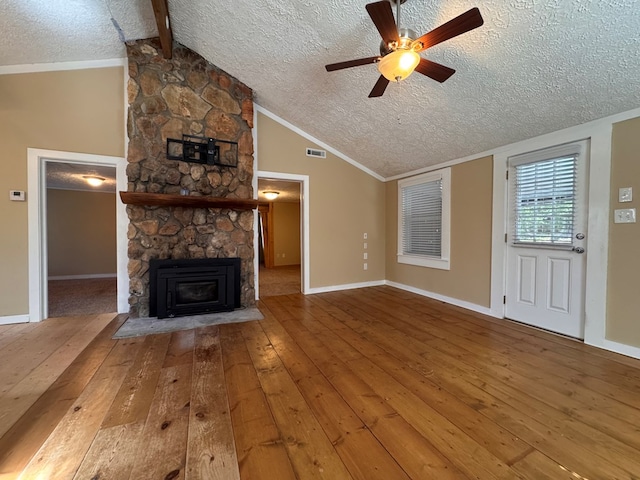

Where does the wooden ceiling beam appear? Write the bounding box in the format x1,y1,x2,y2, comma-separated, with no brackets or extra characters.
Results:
151,0,173,58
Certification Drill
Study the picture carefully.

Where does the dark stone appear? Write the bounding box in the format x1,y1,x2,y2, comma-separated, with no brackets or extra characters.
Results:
173,208,194,226
204,110,240,140
159,220,181,236
136,117,157,140
140,96,167,115
139,70,162,96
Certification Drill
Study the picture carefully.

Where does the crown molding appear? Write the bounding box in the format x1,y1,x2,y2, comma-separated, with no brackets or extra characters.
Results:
0,58,126,76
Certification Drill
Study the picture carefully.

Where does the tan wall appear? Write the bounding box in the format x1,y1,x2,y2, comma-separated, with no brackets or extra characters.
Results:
0,67,124,316
47,189,117,277
257,113,386,288
606,117,640,347
385,156,493,308
273,201,301,266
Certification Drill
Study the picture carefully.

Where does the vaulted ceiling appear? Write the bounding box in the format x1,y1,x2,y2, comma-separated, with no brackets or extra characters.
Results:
2,1,639,178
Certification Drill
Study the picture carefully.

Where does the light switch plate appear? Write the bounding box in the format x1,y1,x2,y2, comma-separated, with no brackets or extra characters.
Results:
614,208,636,223
9,190,26,201
619,187,633,202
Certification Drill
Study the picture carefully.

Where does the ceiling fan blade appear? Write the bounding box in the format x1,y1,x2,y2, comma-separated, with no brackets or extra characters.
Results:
366,1,400,46
415,58,456,83
413,7,484,52
325,56,380,72
368,75,390,98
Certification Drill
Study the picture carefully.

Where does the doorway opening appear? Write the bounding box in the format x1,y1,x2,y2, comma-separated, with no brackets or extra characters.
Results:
46,161,118,317
27,148,127,322
256,172,309,297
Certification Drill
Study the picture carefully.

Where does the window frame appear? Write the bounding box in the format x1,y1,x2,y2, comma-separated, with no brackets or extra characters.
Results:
397,168,451,270
508,142,584,251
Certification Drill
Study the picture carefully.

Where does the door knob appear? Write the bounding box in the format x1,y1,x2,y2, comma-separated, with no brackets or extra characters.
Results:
572,247,585,254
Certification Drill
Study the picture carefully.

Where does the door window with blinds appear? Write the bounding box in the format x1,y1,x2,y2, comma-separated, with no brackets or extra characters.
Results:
397,168,451,269
509,143,584,248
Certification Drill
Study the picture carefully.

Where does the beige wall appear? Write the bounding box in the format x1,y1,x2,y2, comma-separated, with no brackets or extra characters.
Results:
606,117,640,347
47,189,117,277
0,67,124,316
2,65,637,355
385,156,493,308
273,201,301,266
257,112,386,288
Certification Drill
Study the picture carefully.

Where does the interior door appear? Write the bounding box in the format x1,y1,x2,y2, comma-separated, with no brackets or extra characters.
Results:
505,141,589,339
258,203,274,268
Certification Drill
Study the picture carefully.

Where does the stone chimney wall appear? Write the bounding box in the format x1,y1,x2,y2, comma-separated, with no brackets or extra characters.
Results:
125,39,255,318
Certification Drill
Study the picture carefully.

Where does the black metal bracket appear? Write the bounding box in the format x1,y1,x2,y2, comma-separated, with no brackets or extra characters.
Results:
166,134,238,167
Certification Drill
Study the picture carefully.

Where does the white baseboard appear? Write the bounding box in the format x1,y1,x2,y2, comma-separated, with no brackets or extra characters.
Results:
590,339,640,361
384,280,495,317
49,274,117,280
0,314,30,325
306,280,385,295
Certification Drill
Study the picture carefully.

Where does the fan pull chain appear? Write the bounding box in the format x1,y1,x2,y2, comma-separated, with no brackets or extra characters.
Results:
397,79,403,125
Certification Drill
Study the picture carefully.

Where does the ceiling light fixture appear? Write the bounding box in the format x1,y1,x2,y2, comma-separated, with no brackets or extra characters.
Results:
378,47,420,82
83,175,106,187
263,191,280,200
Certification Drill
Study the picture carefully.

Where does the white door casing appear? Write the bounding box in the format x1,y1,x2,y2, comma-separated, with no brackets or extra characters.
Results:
505,141,589,338
255,171,310,297
28,148,128,321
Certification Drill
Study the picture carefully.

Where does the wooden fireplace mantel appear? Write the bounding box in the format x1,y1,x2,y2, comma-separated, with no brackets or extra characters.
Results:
119,191,267,210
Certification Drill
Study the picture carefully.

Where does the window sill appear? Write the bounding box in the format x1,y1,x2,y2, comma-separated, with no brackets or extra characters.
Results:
397,254,450,270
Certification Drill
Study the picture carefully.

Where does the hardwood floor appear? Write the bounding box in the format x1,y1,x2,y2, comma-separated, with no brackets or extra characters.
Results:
1,286,640,479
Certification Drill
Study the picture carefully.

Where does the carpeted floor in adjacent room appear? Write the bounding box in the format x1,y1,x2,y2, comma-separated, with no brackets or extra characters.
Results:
259,264,301,297
48,277,117,318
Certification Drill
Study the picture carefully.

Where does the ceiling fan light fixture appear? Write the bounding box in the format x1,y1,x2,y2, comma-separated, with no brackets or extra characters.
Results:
378,48,420,82
83,175,106,187
263,191,280,200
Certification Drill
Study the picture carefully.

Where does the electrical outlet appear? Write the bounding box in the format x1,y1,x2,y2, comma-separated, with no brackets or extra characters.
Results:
363,263,368,270
363,252,368,260
614,208,636,223
363,242,368,249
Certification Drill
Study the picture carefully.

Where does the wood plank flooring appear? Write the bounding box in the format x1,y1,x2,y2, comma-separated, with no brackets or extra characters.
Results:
1,286,640,479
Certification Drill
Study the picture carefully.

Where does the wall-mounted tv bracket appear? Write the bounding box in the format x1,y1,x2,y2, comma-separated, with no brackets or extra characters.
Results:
166,134,238,167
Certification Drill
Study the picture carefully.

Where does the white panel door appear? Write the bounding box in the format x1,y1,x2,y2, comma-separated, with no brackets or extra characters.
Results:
505,141,589,339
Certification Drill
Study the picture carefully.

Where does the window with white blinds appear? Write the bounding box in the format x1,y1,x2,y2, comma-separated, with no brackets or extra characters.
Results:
512,154,578,246
397,168,451,270
401,180,443,256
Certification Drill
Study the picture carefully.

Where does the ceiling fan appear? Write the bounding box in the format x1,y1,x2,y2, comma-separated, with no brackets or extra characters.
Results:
325,0,483,98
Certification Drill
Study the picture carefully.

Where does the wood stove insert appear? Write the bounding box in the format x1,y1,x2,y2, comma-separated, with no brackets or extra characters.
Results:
149,258,241,318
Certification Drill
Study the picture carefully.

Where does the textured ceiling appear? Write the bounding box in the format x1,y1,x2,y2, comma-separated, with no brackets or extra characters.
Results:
46,162,116,193
257,179,301,203
2,1,639,178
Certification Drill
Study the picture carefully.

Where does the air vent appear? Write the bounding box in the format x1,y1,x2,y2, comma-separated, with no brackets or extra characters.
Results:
306,147,326,159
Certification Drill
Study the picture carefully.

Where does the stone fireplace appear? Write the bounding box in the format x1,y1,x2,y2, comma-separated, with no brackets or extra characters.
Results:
125,39,255,318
